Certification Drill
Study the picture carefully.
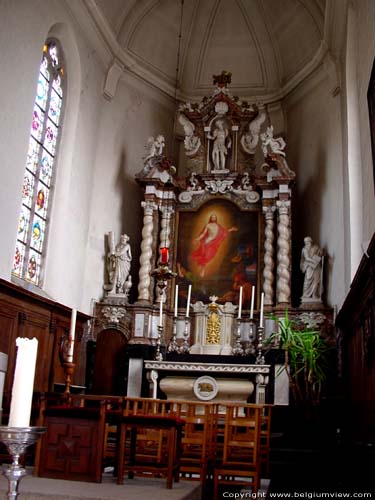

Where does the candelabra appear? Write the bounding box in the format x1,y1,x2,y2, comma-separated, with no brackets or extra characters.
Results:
244,319,257,355
232,318,244,355
0,426,46,499
151,260,177,361
179,317,191,354
167,317,179,353
154,325,164,361
256,325,265,364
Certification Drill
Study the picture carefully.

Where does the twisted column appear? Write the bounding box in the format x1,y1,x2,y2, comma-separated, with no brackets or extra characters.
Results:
276,200,291,305
137,200,157,302
262,205,276,306
159,206,174,262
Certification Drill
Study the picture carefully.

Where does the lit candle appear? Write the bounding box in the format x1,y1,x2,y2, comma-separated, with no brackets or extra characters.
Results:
174,285,179,317
67,308,77,362
250,286,255,319
8,337,38,427
160,247,169,264
159,296,163,327
237,286,243,319
259,292,264,328
186,284,192,317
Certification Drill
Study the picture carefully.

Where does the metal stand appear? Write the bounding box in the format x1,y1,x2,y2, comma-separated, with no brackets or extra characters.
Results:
179,318,190,353
0,426,46,499
63,361,76,394
245,319,257,355
154,324,164,361
167,317,178,353
232,318,244,355
256,326,265,364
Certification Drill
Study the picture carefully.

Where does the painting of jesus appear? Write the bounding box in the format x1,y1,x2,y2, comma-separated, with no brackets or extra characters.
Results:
175,199,260,309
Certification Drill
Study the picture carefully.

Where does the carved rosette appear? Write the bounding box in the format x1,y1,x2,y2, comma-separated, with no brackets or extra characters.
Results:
262,205,276,306
276,200,291,305
138,200,157,301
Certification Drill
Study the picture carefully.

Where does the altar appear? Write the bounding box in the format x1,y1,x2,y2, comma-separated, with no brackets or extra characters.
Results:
144,359,270,405
89,73,333,404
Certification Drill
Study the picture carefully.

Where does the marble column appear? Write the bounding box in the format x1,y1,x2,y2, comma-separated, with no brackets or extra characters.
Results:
262,205,276,306
276,199,291,305
158,206,174,263
137,200,157,302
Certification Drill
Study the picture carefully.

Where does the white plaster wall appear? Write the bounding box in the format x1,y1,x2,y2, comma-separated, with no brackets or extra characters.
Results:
0,0,104,312
81,73,175,311
354,0,375,245
284,64,346,309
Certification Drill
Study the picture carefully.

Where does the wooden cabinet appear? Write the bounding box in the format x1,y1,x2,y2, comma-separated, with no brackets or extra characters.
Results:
0,279,90,407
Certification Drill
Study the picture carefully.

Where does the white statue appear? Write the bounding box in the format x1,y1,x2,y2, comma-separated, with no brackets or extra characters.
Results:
300,236,324,303
240,105,266,155
260,125,286,157
207,119,231,171
178,113,201,156
143,134,165,162
106,234,132,296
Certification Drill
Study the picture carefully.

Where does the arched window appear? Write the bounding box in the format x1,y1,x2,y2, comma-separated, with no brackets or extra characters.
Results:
12,40,65,286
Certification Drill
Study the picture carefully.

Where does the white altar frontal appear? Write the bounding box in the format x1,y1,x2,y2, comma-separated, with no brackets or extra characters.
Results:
144,360,270,406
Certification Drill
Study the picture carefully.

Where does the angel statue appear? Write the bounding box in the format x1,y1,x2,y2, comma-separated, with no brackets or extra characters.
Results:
143,135,165,162
240,105,266,155
178,113,201,156
260,125,286,157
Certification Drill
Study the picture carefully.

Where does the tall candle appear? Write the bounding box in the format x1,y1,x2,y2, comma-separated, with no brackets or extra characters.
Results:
237,286,243,319
259,292,264,328
159,296,163,327
186,284,192,317
67,308,77,362
160,247,169,264
108,231,115,253
250,286,255,319
8,337,38,427
174,285,179,317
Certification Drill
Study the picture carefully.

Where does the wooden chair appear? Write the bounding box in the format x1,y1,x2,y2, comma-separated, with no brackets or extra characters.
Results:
116,397,184,489
168,399,215,489
213,403,262,497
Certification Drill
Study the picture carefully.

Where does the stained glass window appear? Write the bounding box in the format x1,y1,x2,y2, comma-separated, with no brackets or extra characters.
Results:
12,40,65,286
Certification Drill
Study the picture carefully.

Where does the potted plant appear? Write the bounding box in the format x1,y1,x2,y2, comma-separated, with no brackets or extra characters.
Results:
265,310,332,420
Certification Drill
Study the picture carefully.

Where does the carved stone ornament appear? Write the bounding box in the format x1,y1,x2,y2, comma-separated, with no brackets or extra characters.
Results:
260,125,286,157
193,375,219,401
204,179,234,194
101,306,126,324
178,113,201,156
298,312,326,330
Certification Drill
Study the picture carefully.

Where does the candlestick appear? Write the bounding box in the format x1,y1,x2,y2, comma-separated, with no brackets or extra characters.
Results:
9,338,38,428
186,284,192,317
67,308,77,362
237,286,243,319
159,295,163,327
179,317,191,353
233,318,244,355
259,292,264,328
154,325,163,361
167,317,178,353
174,285,179,317
250,285,255,319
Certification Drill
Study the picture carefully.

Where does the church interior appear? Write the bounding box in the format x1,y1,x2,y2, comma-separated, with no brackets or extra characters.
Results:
0,0,375,498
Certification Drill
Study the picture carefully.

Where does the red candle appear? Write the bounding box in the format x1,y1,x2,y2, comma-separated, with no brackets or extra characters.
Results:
160,247,169,264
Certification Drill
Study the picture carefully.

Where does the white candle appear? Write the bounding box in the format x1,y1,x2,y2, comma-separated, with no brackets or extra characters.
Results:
8,338,38,427
250,286,255,319
259,292,264,328
174,285,179,317
186,284,192,317
108,231,115,253
159,296,163,327
237,286,243,319
67,308,77,362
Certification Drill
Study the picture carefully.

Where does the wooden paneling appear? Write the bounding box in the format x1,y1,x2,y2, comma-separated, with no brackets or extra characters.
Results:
336,233,375,445
0,279,91,405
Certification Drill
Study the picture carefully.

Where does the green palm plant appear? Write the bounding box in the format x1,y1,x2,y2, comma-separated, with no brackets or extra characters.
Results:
265,310,331,409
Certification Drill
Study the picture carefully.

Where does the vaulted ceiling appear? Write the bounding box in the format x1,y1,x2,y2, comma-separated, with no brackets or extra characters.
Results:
88,0,328,100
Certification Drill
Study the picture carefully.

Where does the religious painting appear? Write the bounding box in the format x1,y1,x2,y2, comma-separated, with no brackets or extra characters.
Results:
175,199,260,310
